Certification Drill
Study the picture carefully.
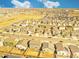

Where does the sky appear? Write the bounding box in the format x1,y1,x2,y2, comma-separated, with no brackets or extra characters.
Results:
0,0,79,8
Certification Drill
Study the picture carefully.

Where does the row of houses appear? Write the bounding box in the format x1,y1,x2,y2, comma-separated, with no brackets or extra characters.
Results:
0,37,79,58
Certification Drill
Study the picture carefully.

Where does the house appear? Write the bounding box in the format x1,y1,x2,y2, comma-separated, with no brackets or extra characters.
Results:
69,45,79,58
24,39,42,57
55,42,70,58
16,39,30,50
39,41,55,58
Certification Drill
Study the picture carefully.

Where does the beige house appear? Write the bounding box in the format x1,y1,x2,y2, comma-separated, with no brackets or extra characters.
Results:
69,45,79,58
16,39,30,50
55,43,70,58
29,39,42,51
24,39,42,57
39,41,55,58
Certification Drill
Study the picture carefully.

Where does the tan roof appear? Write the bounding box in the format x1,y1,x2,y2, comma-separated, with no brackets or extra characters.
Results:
16,39,29,47
69,45,79,53
42,42,49,49
29,39,42,50
55,43,65,51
